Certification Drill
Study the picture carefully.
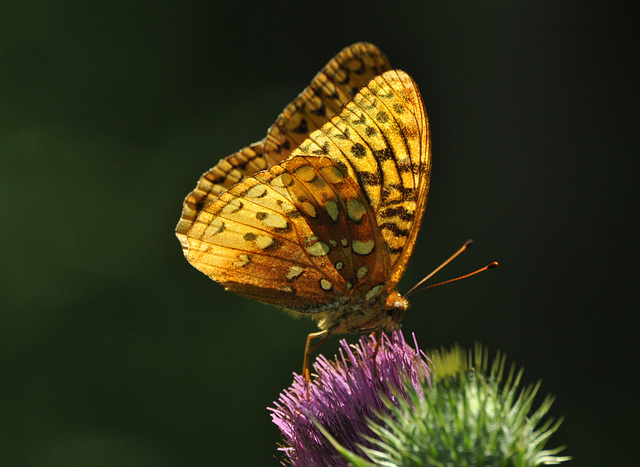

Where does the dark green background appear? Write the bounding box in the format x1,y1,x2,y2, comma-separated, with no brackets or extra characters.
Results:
2,1,637,465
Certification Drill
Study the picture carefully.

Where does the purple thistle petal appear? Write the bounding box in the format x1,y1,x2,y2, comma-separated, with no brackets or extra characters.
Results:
269,330,430,467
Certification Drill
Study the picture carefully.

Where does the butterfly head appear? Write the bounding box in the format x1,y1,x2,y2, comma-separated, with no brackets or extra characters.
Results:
383,291,408,330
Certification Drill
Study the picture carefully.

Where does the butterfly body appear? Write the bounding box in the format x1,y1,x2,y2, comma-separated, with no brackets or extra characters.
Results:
310,290,407,335
177,44,430,373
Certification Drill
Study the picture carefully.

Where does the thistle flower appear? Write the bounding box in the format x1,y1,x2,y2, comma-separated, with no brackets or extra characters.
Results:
270,333,570,466
269,330,429,467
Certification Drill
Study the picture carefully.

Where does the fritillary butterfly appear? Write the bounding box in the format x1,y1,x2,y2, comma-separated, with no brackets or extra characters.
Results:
176,43,430,380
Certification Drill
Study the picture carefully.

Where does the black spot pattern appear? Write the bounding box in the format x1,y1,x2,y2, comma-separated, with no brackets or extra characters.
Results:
380,206,414,221
375,111,389,123
357,170,382,186
311,104,327,117
293,118,308,134
351,143,367,158
379,222,410,236
373,147,394,161
312,142,330,155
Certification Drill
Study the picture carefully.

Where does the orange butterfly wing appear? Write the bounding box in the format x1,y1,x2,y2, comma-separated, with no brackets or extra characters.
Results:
176,43,391,253
184,70,430,313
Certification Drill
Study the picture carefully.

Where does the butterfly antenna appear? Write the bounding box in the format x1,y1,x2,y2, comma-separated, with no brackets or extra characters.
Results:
405,240,497,298
409,262,499,296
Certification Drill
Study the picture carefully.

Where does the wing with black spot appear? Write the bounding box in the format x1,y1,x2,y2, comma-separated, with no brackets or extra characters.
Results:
176,43,391,253
292,70,431,293
186,155,387,313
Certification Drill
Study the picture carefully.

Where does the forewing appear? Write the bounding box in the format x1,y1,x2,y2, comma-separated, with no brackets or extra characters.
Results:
176,43,391,252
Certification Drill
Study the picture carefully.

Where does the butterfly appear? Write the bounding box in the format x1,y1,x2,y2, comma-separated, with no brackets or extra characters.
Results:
176,43,430,381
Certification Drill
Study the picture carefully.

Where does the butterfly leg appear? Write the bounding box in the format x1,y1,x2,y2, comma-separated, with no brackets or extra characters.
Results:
302,330,330,383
